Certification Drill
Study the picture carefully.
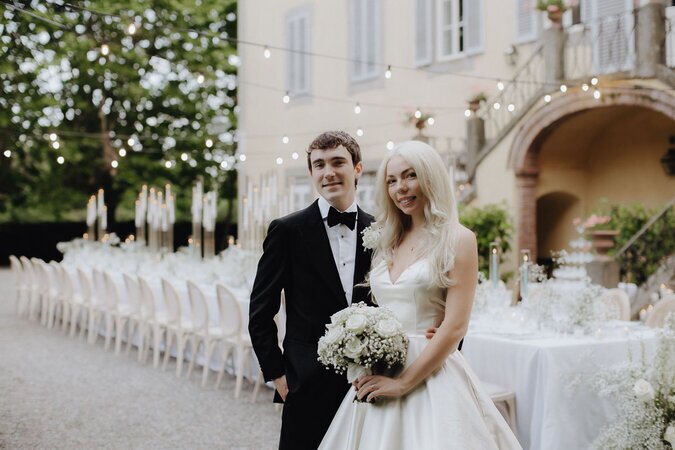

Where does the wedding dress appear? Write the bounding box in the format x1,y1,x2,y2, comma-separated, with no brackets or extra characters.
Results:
319,258,522,450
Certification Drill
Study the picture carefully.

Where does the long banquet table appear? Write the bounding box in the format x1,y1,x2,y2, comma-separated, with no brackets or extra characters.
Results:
462,321,658,450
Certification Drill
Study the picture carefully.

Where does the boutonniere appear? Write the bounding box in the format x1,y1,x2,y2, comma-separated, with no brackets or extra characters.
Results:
361,223,382,250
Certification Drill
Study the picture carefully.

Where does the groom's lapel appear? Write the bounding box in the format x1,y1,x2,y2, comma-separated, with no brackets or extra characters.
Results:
353,208,372,287
303,200,348,309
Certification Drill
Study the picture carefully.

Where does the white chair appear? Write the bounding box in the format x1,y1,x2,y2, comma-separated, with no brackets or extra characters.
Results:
137,276,169,367
646,295,675,328
482,381,518,437
102,271,133,354
75,268,94,340
87,269,109,345
20,256,40,321
598,288,631,321
54,264,79,335
186,281,234,387
122,273,144,356
43,260,63,329
214,283,259,399
161,278,195,377
9,255,28,317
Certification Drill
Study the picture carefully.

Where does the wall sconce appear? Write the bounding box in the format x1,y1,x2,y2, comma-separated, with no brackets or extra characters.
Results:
661,136,675,176
504,45,518,66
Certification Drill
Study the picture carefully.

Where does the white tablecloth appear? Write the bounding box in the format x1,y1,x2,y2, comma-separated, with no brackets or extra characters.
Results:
462,324,658,450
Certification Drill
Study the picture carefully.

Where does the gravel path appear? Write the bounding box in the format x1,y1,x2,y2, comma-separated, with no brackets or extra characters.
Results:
0,269,281,450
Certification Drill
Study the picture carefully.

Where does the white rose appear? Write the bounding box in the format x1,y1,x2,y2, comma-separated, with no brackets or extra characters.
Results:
664,424,675,447
330,309,349,325
322,326,343,345
344,337,366,359
375,319,399,337
632,379,655,402
345,314,368,334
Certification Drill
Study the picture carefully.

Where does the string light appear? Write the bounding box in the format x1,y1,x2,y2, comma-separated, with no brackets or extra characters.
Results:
464,109,471,117
356,128,364,137
3,150,11,158
205,138,213,147
507,103,515,112
414,108,422,119
544,94,552,103
593,89,601,100
276,157,283,165
49,133,58,141
111,160,118,168
52,141,60,149
197,73,205,84
282,91,290,104
56,156,65,164
220,161,228,169
427,117,435,126
181,152,189,161
239,154,247,162
493,102,501,110
127,23,136,35
291,152,299,160
119,148,126,157
263,46,271,59
354,103,361,114
386,141,394,150
591,77,599,86
164,161,172,168
282,135,289,144
127,137,135,146
497,80,505,91
560,84,567,93
384,65,392,79
582,83,589,92
101,43,109,56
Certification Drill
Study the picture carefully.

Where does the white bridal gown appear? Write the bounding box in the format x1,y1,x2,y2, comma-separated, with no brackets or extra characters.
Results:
319,258,522,450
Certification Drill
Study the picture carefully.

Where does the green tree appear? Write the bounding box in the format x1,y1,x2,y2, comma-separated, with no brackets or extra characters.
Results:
0,0,238,225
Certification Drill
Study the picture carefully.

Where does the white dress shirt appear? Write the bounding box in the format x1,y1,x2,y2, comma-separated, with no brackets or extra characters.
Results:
318,197,358,305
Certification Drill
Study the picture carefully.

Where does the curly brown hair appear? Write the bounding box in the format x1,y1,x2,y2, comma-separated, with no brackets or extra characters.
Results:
306,131,362,172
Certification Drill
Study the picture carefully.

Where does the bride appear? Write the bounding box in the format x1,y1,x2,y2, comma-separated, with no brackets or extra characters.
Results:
319,141,521,449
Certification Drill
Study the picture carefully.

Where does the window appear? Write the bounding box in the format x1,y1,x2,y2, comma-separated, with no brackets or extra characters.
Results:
286,9,311,95
516,0,540,43
349,0,381,82
414,0,483,66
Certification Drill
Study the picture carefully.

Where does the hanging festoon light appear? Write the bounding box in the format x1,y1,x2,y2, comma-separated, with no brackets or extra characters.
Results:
464,109,472,118
282,91,290,104
49,133,57,142
581,83,589,92
544,94,552,103
497,80,505,91
414,108,422,119
205,138,213,148
291,152,299,160
386,141,394,150
356,128,364,137
111,160,119,168
127,23,137,35
52,141,60,149
507,103,516,112
119,148,127,157
3,150,11,158
427,117,435,126
282,135,289,144
276,157,283,165
197,73,205,84
384,65,392,79
354,103,361,114
560,84,567,93
263,45,271,59
101,43,110,56
493,102,501,110
591,77,598,86
181,152,189,161
593,89,601,100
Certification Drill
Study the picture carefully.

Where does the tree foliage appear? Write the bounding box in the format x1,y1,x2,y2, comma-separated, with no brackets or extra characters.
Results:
0,0,238,226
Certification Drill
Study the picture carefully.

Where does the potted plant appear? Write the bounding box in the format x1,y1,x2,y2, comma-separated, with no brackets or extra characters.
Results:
406,110,433,131
467,92,487,112
535,0,573,25
574,213,618,256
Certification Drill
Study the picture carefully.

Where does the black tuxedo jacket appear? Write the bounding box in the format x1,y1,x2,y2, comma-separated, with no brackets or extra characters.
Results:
248,200,374,450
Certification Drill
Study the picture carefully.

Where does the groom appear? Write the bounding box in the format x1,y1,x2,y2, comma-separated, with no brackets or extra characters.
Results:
249,131,375,450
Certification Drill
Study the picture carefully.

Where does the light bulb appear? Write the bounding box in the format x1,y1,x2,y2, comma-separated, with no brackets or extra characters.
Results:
119,149,127,157
384,65,392,79
560,84,567,93
263,46,271,59
282,92,290,104
386,141,394,150
493,102,501,110
101,43,110,56
591,77,598,86
464,109,471,117
507,103,515,112
282,136,289,144
239,154,246,162
497,80,505,91
206,138,213,148
111,160,119,168
127,23,137,35
544,94,552,103
414,109,422,119
427,117,435,125
57,156,65,164
356,128,364,137
354,103,361,114
276,157,283,165
291,152,299,160
3,150,11,158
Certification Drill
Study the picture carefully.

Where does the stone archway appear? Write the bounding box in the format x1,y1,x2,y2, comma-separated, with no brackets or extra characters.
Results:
507,86,675,261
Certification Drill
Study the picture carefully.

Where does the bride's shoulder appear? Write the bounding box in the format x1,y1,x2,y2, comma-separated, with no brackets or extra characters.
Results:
454,225,477,260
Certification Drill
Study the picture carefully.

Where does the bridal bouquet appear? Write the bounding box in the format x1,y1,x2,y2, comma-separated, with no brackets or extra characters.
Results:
317,302,409,391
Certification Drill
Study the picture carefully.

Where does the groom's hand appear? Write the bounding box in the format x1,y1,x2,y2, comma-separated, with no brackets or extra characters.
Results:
274,375,289,401
425,327,438,339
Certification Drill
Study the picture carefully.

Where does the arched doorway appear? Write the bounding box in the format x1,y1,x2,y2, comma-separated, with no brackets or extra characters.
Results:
536,191,581,264
508,85,675,261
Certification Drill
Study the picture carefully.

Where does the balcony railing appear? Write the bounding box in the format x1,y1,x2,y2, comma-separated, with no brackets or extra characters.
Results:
477,44,545,145
565,10,637,81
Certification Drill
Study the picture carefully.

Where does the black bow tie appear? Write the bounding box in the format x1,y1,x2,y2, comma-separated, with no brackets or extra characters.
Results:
327,207,357,230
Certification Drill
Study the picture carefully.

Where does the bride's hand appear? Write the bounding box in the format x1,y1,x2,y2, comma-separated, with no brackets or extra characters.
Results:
355,375,409,402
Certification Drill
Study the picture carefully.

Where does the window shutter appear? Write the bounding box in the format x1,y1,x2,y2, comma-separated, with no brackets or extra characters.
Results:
516,0,538,43
464,0,483,54
414,0,433,66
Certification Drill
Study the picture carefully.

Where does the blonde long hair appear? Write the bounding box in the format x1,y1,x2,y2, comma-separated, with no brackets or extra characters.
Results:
372,141,460,288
